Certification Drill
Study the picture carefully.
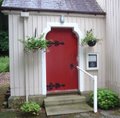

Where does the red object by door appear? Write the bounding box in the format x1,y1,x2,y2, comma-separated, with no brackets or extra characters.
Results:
46,28,78,93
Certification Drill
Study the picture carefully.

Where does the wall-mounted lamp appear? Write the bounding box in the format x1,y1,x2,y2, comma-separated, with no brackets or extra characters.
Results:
60,15,65,24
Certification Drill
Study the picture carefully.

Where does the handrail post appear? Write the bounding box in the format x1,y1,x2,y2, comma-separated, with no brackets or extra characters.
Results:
76,66,97,113
94,75,97,113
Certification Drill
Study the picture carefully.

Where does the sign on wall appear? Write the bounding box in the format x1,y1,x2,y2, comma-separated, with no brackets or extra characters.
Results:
86,53,99,70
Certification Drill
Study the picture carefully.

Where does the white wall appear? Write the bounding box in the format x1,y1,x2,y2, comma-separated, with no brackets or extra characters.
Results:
96,0,106,11
105,0,120,95
97,0,120,96
9,12,106,96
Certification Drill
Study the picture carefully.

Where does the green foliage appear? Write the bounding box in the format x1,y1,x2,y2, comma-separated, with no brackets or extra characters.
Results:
81,29,97,46
0,0,8,32
0,0,3,6
21,34,49,52
0,14,8,32
88,89,120,110
0,56,9,73
0,31,9,56
20,102,41,116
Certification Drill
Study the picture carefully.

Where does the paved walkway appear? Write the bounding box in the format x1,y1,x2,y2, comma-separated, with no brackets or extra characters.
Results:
1,108,120,118
48,110,120,118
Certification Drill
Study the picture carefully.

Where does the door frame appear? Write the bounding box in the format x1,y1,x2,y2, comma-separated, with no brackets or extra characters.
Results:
41,22,85,95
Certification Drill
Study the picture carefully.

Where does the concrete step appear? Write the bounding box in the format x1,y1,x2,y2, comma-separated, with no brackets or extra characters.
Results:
44,95,86,106
45,103,93,116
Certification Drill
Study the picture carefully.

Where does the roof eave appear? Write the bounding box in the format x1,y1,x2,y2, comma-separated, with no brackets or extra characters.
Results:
1,6,106,15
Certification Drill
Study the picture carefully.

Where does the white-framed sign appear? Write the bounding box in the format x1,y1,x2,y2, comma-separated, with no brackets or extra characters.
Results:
86,53,99,70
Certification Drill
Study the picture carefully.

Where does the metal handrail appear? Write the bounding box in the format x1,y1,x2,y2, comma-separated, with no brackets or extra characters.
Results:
77,66,97,113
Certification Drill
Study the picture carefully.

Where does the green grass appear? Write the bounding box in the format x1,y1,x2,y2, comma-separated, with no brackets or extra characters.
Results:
0,56,9,73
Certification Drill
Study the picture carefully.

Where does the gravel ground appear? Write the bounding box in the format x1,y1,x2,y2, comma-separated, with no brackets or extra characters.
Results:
0,72,10,110
0,72,9,86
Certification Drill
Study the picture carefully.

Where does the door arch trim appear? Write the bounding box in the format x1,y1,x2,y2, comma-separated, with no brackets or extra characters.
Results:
41,22,85,95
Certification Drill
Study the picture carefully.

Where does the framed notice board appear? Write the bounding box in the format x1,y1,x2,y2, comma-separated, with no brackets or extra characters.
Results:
86,53,99,70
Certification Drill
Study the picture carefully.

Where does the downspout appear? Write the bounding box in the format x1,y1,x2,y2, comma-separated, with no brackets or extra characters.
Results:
21,12,29,102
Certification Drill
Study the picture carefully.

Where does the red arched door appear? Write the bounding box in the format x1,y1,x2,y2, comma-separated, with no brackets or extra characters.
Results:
46,28,78,93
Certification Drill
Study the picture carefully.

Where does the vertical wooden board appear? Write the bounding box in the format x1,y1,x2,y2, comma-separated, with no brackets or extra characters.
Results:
27,16,33,37
18,16,25,96
17,15,24,95
12,15,20,96
53,15,59,22
38,16,42,34
117,1,120,91
95,19,103,87
106,0,110,88
32,15,38,37
24,17,31,97
37,17,43,94
79,17,85,33
27,16,34,95
37,16,43,93
96,19,105,88
65,16,69,23
108,0,113,89
9,15,15,96
28,52,34,95
42,16,47,30
40,15,48,94
38,50,42,94
115,0,119,92
40,16,44,33
70,16,76,23
46,15,50,22
84,18,90,31
100,19,106,86
114,0,117,91
33,52,39,94
32,15,39,95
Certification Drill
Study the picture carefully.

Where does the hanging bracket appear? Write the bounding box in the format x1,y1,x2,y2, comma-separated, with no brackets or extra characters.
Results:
48,40,64,47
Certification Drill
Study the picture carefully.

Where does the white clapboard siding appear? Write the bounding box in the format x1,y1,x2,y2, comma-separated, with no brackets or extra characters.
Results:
9,12,105,96
103,0,120,95
96,0,106,11
9,14,25,96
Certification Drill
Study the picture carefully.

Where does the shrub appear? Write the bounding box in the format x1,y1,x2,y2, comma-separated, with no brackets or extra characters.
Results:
88,89,120,110
0,31,9,56
0,56,9,72
20,102,41,116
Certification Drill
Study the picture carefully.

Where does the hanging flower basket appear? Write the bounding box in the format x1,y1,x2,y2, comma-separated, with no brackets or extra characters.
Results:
87,40,96,47
20,34,49,52
81,29,99,47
